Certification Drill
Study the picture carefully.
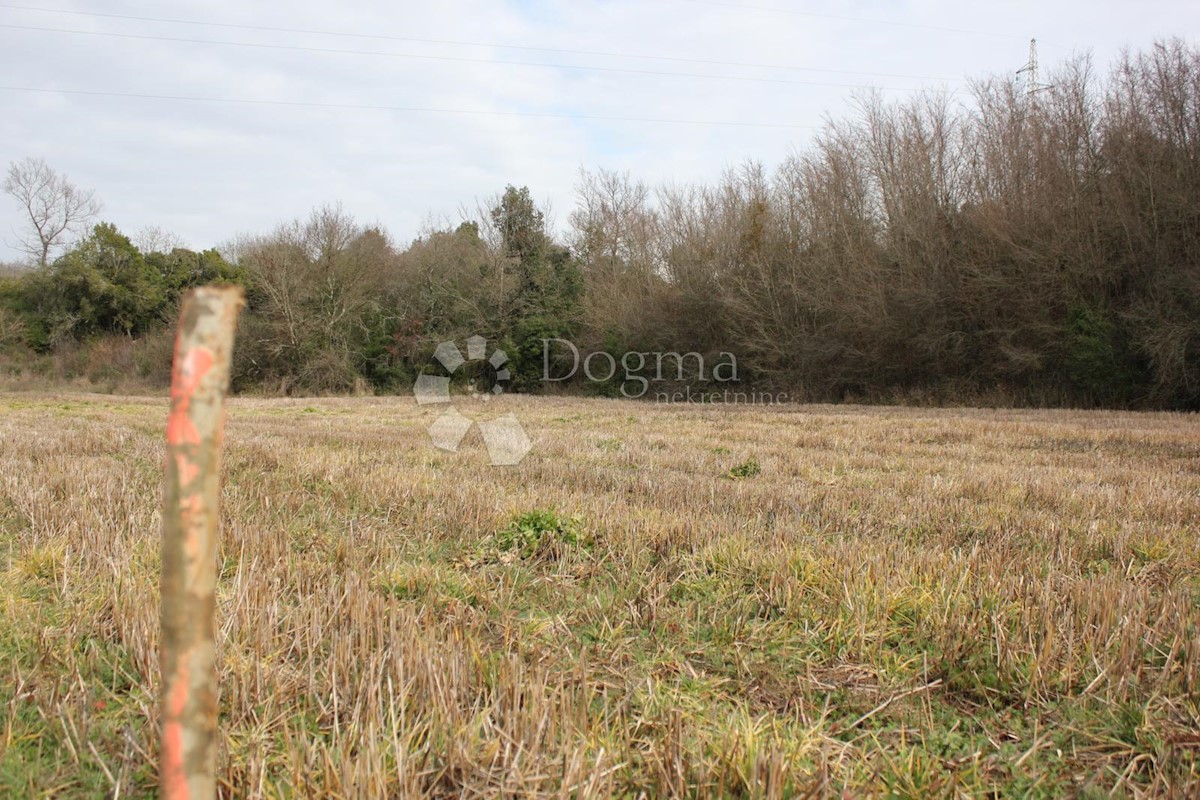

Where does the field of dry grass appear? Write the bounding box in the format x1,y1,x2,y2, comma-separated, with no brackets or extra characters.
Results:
1,392,1198,797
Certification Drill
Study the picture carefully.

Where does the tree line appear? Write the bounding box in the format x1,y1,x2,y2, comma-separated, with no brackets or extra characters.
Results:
2,40,1197,408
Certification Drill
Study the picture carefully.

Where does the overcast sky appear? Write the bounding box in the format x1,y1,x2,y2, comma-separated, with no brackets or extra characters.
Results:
1,1,1196,261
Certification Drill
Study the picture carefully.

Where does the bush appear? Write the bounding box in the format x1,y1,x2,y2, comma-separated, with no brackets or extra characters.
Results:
503,316,576,393
1064,305,1147,405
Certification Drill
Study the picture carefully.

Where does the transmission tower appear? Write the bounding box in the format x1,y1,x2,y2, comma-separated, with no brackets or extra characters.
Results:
1016,38,1048,97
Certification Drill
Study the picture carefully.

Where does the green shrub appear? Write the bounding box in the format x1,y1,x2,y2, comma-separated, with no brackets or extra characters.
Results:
1064,305,1147,405
503,316,577,393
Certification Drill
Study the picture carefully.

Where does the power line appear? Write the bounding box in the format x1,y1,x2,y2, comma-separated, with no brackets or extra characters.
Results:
674,0,1048,43
0,23,940,92
0,84,820,129
0,3,965,83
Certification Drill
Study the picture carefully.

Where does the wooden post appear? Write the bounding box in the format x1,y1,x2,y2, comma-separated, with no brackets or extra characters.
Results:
160,286,243,800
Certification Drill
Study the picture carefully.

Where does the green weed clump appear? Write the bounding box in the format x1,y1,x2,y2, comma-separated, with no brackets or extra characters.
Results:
725,458,761,479
495,509,586,558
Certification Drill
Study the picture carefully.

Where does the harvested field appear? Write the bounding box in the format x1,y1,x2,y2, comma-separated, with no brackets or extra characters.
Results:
1,394,1198,797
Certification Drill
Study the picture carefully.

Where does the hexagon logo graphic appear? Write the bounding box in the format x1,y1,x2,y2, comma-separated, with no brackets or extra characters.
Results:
414,336,531,465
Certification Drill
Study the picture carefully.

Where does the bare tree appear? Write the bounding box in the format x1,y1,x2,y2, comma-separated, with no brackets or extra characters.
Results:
570,168,658,274
3,156,102,266
134,225,186,255
237,204,399,392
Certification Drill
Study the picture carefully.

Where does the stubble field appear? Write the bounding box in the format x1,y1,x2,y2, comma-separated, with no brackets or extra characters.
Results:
0,393,1198,797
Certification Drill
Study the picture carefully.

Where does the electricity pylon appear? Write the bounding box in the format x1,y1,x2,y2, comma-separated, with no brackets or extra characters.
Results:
1017,38,1050,97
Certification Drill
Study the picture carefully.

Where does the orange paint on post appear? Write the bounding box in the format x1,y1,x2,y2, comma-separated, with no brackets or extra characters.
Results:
166,348,215,449
161,668,191,799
